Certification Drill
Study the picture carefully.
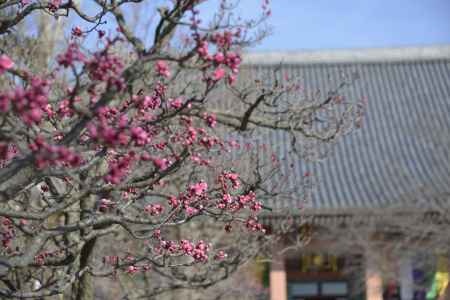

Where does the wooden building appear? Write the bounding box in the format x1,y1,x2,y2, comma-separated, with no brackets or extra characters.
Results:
242,46,450,300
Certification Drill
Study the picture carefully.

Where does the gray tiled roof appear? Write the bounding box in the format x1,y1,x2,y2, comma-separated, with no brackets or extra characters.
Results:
241,46,450,212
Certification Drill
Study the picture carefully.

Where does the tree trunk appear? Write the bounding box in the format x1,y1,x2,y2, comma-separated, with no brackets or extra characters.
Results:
73,237,97,300
72,192,97,300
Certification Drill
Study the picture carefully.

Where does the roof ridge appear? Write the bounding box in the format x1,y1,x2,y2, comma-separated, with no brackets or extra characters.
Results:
242,45,450,65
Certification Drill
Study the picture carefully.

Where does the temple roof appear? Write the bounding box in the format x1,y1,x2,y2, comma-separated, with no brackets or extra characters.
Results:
243,45,450,65
240,46,450,212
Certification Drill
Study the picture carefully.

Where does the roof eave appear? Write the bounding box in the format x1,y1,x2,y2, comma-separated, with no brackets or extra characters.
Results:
242,45,450,65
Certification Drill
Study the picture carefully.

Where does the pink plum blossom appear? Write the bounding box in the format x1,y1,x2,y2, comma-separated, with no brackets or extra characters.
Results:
0,55,13,75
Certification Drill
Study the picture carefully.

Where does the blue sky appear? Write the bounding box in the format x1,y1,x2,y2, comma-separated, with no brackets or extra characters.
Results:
247,0,450,51
76,0,450,52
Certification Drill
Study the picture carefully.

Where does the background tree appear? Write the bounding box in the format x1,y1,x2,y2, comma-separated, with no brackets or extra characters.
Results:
0,0,364,299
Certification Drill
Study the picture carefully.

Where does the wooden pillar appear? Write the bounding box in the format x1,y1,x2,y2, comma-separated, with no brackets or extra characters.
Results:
433,255,449,300
366,252,383,300
270,250,287,300
400,256,414,300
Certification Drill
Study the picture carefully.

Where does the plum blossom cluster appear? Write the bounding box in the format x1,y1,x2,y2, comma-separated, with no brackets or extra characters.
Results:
203,112,217,128
181,240,210,262
161,181,208,217
190,154,210,166
88,108,130,146
0,77,50,126
144,203,164,216
125,264,152,274
215,171,265,231
130,127,150,146
85,43,125,91
101,255,151,274
214,250,227,261
176,117,223,150
71,26,83,37
245,216,266,233
169,97,184,110
104,151,135,184
217,190,262,214
155,60,170,78
103,238,227,273
131,80,168,113
98,198,116,212
1,218,15,251
261,0,272,16
0,54,13,75
19,0,31,6
34,249,65,266
102,255,120,266
151,156,171,171
195,30,243,84
189,181,208,196
28,136,82,169
0,143,18,166
132,93,161,112
88,51,124,82
34,252,51,266
47,0,61,12
140,148,171,170
88,107,151,147
220,172,240,189
154,239,212,263
162,171,264,226
57,43,86,68
123,255,151,274
57,96,81,118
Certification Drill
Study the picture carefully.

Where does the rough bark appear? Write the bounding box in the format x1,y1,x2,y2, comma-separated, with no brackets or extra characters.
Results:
72,193,97,300
73,238,97,300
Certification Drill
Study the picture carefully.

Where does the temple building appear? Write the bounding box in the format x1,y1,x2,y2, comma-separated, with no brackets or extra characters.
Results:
242,46,450,300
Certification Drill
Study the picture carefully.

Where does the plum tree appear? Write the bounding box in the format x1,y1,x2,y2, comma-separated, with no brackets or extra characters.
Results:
0,1,364,299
